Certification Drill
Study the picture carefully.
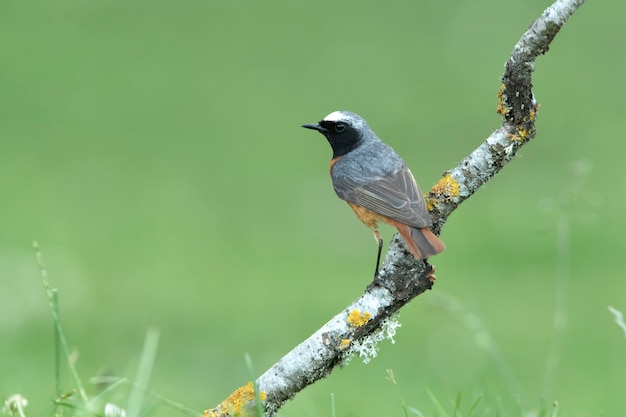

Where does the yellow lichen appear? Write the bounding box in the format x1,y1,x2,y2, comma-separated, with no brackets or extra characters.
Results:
427,173,460,211
347,309,372,328
528,109,536,121
339,339,351,350
205,382,267,417
425,196,436,212
496,83,511,116
431,173,460,200
511,125,531,142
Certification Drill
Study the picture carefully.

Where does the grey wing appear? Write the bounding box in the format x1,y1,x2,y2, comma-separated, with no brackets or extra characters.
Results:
334,166,433,228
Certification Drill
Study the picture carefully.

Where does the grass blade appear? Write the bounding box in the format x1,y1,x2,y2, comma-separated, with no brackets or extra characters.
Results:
386,369,410,417
34,240,88,403
454,392,462,417
127,328,160,417
465,395,482,417
245,353,264,417
426,389,449,417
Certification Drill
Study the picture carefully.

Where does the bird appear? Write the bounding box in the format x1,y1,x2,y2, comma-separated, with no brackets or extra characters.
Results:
302,110,444,278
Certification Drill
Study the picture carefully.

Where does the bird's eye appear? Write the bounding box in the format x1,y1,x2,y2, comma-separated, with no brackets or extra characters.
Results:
335,123,345,132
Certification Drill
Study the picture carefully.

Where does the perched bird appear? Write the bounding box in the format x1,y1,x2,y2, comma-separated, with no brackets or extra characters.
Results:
303,110,444,277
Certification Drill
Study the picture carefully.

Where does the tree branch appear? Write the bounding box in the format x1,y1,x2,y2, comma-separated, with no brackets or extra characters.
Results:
205,0,586,415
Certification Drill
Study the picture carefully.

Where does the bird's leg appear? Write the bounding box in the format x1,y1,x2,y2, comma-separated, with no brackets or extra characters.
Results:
373,229,383,279
424,262,436,283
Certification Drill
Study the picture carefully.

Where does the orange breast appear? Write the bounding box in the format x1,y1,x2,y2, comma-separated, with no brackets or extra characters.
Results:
329,156,341,174
347,202,385,229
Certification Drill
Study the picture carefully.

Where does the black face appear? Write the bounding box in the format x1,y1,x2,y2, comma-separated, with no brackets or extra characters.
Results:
303,118,363,158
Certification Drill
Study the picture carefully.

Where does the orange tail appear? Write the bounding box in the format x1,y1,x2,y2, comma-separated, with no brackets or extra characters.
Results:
393,222,445,260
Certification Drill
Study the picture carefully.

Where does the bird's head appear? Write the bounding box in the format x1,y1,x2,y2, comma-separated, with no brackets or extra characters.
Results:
302,111,373,158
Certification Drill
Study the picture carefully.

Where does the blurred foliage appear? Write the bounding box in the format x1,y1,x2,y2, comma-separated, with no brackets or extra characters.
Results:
1,0,625,416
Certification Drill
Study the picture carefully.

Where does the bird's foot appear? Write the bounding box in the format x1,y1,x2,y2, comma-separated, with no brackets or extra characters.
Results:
425,263,436,283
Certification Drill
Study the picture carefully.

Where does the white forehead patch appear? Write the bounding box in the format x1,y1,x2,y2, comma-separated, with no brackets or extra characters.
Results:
323,111,349,123
322,110,369,131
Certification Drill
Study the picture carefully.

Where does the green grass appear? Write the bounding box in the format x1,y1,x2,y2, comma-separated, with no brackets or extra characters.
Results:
8,244,202,417
5,222,626,416
2,0,626,416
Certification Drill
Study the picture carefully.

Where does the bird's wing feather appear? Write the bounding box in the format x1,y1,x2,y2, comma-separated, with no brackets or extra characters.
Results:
334,166,432,228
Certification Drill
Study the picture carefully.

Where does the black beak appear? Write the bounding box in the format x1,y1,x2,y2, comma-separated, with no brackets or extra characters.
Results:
302,123,328,133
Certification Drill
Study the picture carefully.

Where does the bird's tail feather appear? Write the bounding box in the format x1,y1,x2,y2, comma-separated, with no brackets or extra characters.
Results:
409,226,445,259
386,220,445,260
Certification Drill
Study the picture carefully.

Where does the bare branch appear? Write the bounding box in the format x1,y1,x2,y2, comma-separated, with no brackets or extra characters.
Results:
427,0,586,230
205,0,586,416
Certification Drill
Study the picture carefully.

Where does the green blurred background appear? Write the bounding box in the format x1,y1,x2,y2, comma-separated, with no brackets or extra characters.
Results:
2,0,625,416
